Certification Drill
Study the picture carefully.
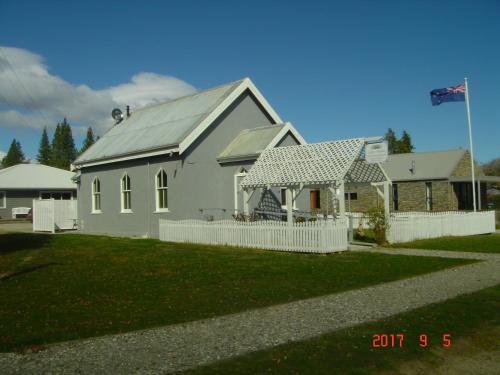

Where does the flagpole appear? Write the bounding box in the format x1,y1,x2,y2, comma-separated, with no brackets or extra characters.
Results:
464,77,477,212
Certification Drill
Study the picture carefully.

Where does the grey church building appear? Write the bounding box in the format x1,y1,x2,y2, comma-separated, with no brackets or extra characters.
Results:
73,78,307,238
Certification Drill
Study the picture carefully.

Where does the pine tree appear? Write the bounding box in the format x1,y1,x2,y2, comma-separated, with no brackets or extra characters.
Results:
37,127,52,165
62,119,77,165
51,123,63,168
80,127,95,154
1,139,25,168
51,118,77,170
385,128,399,154
399,130,415,153
384,128,415,154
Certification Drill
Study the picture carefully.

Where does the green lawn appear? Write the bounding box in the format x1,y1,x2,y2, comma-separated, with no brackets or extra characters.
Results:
182,284,500,375
391,233,500,253
0,233,471,352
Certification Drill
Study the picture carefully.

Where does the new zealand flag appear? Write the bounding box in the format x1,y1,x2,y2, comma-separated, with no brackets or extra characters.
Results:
430,83,465,106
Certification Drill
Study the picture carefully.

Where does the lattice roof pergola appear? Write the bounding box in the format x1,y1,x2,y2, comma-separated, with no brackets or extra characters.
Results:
240,138,388,189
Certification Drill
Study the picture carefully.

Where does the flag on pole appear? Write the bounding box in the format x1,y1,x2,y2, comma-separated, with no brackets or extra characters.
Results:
430,83,466,106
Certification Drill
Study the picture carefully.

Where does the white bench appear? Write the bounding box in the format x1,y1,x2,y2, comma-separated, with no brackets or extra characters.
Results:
12,207,31,219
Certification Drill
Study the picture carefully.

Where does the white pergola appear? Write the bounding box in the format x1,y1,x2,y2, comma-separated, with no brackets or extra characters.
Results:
240,137,390,224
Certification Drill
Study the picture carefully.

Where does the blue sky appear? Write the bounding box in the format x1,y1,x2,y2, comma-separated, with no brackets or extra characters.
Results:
0,0,499,163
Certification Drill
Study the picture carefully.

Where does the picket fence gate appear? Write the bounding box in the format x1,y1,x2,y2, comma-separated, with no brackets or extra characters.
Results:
33,199,78,233
159,219,349,253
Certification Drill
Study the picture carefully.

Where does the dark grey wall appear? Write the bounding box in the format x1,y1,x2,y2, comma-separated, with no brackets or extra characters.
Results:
79,91,300,238
0,189,76,219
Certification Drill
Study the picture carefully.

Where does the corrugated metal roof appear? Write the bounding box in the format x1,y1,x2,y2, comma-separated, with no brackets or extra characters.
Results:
217,124,284,161
75,79,244,164
381,149,466,181
0,164,77,189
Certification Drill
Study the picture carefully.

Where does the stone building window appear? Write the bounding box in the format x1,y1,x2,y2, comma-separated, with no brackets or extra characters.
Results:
392,184,399,211
425,182,433,211
344,192,358,200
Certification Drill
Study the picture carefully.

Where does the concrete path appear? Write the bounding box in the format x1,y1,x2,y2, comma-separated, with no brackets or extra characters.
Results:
1,249,499,375
0,222,33,234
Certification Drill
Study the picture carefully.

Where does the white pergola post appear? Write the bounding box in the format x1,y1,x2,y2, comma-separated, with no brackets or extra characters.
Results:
338,181,345,218
371,182,390,219
329,186,337,217
383,181,390,218
243,189,249,215
286,188,293,225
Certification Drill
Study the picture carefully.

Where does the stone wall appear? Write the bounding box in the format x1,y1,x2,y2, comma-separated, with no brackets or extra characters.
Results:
345,184,383,212
311,151,488,214
317,180,455,213
451,150,484,177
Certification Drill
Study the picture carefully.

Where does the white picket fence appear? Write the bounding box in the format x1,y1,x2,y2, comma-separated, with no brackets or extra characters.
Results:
159,219,349,253
33,199,78,233
387,210,495,243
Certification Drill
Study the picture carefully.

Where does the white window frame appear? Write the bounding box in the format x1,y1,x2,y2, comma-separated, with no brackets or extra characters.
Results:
0,191,5,209
155,169,169,212
91,177,101,213
120,173,132,213
425,182,433,211
280,188,297,210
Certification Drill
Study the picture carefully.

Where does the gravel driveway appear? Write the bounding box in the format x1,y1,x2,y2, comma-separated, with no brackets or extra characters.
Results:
1,249,499,374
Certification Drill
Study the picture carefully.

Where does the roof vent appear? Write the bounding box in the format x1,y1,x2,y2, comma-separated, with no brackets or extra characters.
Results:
409,160,416,174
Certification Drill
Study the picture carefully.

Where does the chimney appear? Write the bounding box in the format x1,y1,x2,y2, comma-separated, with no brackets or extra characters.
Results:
126,105,131,118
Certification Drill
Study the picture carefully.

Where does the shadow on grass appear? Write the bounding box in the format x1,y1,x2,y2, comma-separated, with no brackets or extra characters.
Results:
0,233,53,255
0,262,59,282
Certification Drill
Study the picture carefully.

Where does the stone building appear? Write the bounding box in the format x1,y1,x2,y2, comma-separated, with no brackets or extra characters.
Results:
311,149,491,213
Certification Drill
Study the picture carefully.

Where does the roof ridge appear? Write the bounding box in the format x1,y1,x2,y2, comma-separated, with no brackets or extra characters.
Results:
389,148,465,157
128,78,247,116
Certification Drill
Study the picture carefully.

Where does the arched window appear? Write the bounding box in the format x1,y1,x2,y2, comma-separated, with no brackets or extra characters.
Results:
92,177,101,213
121,173,132,212
156,169,168,211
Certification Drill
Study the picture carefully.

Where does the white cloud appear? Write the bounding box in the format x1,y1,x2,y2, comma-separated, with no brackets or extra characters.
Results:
0,150,6,160
0,46,197,134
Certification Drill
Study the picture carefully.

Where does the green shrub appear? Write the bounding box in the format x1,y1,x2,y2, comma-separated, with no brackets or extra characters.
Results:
366,208,389,245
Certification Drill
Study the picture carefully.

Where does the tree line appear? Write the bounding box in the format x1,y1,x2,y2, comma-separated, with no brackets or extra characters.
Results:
384,128,415,154
1,118,96,170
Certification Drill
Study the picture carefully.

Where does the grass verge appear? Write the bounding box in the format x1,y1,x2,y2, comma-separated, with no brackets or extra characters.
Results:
182,284,500,375
391,233,500,254
0,233,472,352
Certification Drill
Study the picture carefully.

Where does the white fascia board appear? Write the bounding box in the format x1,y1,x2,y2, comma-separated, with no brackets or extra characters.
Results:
266,122,307,149
74,147,179,169
179,78,283,155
